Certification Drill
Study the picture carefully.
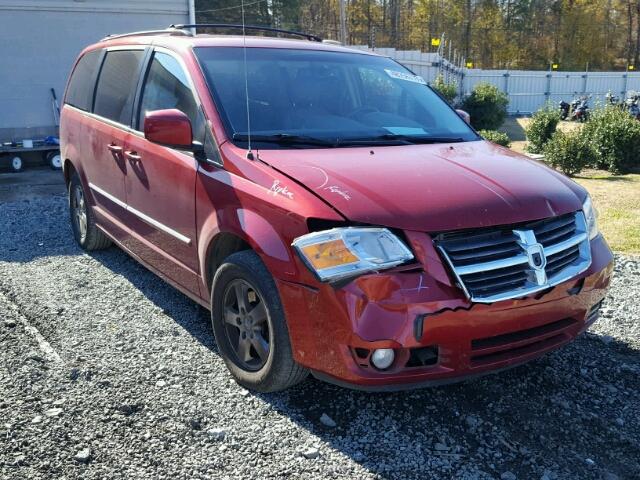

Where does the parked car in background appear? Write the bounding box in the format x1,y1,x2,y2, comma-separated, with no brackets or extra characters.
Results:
60,26,613,392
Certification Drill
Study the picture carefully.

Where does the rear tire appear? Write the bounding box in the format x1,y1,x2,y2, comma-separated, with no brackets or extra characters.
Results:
211,250,308,392
68,172,111,251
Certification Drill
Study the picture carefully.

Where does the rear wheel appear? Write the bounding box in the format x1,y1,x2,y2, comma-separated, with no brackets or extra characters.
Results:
69,172,111,251
211,250,308,392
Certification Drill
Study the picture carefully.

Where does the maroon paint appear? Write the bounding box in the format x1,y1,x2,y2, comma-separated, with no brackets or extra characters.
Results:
256,141,586,232
123,125,201,295
60,34,614,390
143,109,193,148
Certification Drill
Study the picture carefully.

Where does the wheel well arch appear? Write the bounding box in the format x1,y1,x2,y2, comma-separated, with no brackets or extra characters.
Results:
205,232,251,290
63,158,76,187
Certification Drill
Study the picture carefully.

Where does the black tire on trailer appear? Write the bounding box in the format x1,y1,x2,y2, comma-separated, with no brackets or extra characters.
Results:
211,250,309,392
44,150,62,170
68,171,112,251
10,156,23,172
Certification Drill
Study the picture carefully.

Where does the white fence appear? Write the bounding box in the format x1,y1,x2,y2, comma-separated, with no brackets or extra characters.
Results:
352,46,640,114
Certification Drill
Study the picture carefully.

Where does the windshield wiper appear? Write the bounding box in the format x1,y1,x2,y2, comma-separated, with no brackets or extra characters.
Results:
232,133,336,147
338,134,466,146
233,132,467,148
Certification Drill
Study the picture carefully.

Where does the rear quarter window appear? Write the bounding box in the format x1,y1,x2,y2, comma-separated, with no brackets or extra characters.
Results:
94,50,145,125
65,50,102,111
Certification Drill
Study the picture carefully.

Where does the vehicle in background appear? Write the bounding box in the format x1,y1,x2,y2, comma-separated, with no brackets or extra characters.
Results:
605,91,621,107
559,100,570,120
625,91,640,120
570,96,590,122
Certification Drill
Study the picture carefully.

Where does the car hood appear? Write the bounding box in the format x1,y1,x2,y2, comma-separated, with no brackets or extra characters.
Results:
256,140,586,232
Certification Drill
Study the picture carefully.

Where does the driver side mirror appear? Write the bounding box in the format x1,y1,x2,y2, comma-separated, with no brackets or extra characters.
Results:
456,109,471,124
144,109,193,149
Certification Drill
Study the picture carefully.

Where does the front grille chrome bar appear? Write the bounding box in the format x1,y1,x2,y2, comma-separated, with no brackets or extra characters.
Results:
455,254,529,276
544,231,587,256
436,211,592,303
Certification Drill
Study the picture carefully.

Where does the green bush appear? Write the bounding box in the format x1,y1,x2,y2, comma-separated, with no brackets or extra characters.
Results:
543,131,594,176
581,105,640,173
461,82,509,130
479,129,511,147
431,74,457,104
525,105,560,153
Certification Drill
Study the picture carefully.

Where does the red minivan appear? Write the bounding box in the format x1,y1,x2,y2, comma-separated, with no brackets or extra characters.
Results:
60,26,613,392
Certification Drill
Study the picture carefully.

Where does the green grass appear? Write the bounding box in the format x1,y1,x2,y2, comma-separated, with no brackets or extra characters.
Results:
497,117,639,254
574,172,640,254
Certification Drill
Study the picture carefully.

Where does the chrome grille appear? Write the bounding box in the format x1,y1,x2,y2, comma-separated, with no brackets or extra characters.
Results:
435,211,592,303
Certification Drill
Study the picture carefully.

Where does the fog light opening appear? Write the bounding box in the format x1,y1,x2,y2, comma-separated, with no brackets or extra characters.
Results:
371,348,395,370
353,347,370,359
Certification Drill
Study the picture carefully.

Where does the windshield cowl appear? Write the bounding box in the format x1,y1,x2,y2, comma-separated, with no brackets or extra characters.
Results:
232,131,474,149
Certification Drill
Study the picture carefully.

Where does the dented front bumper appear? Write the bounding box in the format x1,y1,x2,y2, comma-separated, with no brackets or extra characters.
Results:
277,234,614,390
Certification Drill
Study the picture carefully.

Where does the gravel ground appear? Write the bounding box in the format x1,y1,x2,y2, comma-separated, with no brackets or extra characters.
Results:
1,194,639,480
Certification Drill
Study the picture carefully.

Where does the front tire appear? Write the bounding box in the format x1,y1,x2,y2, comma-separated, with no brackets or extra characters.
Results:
68,172,111,251
211,250,308,392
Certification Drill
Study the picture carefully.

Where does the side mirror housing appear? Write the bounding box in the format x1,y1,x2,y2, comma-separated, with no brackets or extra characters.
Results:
456,109,471,124
144,109,192,149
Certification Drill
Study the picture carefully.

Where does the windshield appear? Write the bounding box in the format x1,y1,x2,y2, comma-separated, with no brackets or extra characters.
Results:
195,47,479,148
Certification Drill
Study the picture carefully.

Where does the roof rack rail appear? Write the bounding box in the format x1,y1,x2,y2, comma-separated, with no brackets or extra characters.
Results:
101,28,192,42
169,23,322,42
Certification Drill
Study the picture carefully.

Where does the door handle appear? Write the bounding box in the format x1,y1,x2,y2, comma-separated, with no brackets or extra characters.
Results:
107,144,123,154
125,151,142,162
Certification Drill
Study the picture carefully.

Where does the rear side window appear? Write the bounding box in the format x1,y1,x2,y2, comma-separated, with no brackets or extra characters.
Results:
94,50,145,125
138,52,202,138
65,50,102,111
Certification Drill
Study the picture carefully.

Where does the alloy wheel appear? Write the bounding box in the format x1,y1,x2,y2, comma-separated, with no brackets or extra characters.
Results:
222,279,271,371
72,185,88,242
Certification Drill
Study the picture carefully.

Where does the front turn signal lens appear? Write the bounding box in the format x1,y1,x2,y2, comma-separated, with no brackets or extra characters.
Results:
300,239,359,270
582,194,599,240
292,227,414,282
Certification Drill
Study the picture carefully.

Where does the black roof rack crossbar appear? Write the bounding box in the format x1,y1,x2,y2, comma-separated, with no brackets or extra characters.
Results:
101,28,192,42
170,23,322,42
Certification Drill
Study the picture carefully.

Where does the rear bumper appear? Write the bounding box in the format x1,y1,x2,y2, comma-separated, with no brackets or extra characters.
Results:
277,234,614,390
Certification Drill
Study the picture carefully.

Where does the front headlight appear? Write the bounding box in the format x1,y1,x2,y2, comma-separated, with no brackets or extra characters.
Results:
292,227,414,282
583,195,599,240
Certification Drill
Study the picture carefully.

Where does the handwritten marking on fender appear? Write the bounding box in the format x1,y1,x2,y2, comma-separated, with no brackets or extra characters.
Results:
269,180,294,200
401,274,429,292
324,185,351,200
307,166,329,189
